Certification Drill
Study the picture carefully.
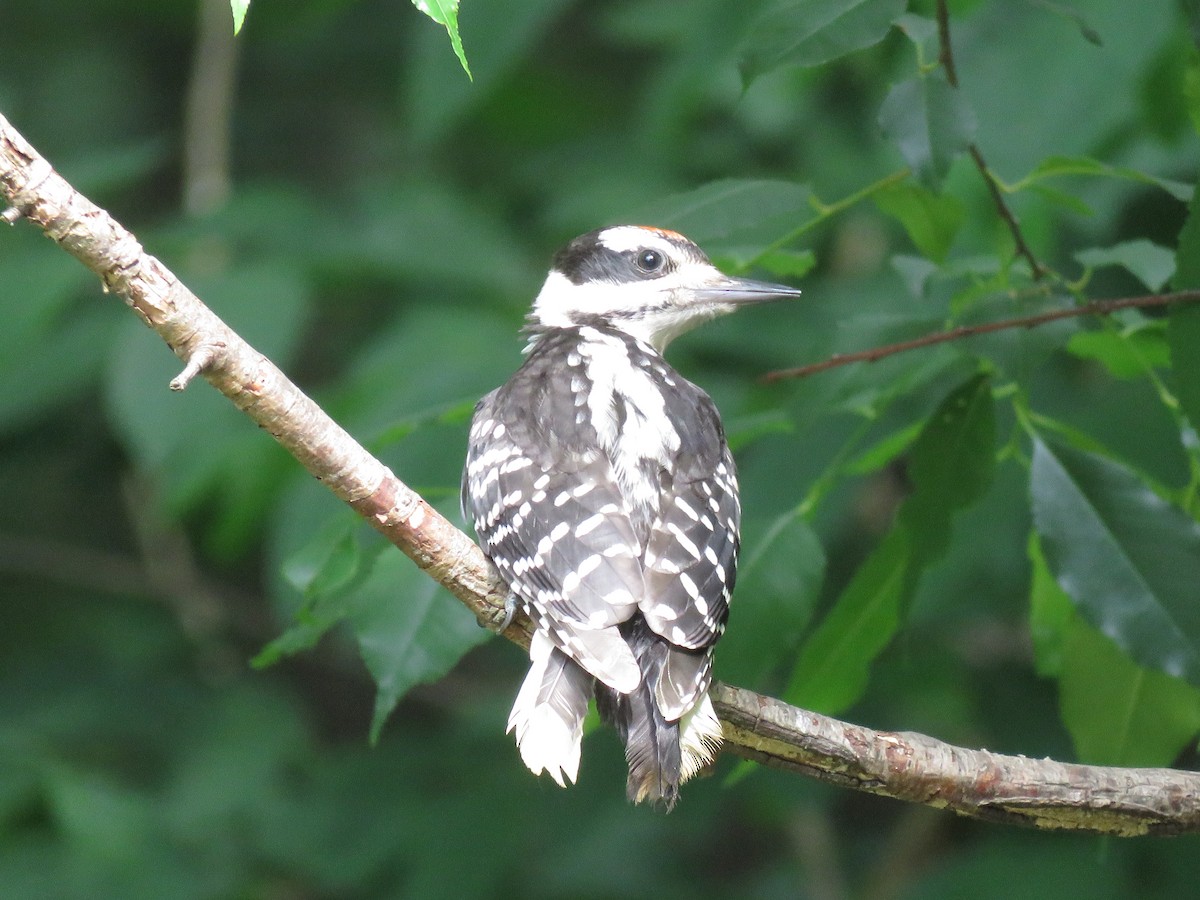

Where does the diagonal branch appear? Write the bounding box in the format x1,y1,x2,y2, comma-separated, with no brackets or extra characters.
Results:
3,111,1199,836
762,292,1200,382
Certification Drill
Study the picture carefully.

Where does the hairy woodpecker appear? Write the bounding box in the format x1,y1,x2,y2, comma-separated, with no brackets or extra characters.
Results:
462,225,801,808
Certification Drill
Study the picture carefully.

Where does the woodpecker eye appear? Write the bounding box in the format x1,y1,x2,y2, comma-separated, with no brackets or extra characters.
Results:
635,248,664,274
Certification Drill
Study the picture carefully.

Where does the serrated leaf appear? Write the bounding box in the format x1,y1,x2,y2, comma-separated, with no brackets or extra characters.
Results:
1013,155,1194,203
413,0,472,79
739,0,908,85
352,549,492,742
1030,438,1200,686
230,0,249,33
1059,617,1200,767
1075,239,1175,291
1067,327,1169,380
874,181,964,262
255,522,382,667
879,74,977,191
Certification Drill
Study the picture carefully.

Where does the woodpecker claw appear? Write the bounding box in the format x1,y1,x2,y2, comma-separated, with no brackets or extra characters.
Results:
484,593,518,634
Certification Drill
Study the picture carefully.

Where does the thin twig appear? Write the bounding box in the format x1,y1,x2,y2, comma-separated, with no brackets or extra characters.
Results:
182,0,238,216
936,0,1045,280
762,292,1200,382
4,110,1200,835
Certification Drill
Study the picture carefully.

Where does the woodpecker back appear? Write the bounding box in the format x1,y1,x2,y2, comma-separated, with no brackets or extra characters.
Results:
462,225,800,807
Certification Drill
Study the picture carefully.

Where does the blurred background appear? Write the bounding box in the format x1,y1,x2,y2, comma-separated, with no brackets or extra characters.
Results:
1,0,1199,896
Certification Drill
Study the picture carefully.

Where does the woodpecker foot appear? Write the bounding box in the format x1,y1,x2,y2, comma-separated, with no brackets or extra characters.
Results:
491,593,519,633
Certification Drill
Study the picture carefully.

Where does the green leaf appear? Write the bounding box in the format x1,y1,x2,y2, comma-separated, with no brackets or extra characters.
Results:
413,0,472,79
900,373,996,562
893,13,938,62
351,549,492,742
1170,189,1200,428
1067,326,1169,379
842,420,923,476
1169,304,1200,430
637,179,815,268
1034,517,1200,767
1030,438,1200,686
785,527,909,712
719,511,824,687
878,74,977,191
230,0,249,33
874,181,964,262
756,248,818,279
255,521,383,667
1012,154,1194,203
1028,532,1074,679
1059,617,1200,767
1185,47,1200,137
1075,239,1176,291
739,0,908,85
1028,0,1102,46
1173,182,1200,290
786,375,995,713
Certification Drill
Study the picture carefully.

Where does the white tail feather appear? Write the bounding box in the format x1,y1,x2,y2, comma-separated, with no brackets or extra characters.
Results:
507,631,592,787
678,692,722,782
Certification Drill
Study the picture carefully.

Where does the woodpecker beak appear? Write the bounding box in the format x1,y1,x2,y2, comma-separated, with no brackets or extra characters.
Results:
690,275,803,306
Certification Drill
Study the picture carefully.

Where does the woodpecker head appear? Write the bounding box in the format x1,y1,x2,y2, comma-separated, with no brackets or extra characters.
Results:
529,225,803,352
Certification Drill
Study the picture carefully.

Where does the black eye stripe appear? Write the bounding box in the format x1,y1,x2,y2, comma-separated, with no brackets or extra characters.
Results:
552,227,704,285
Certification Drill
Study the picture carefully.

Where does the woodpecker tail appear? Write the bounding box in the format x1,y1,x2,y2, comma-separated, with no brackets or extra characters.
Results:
595,619,723,810
507,630,594,787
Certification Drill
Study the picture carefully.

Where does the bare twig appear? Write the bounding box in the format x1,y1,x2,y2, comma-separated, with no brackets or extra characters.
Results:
182,0,239,216
763,292,1200,382
4,111,1200,835
936,0,1045,280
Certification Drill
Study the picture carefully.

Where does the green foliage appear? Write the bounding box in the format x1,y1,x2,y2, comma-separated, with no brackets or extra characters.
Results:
879,73,977,190
230,0,249,34
4,0,1200,895
739,0,908,84
412,0,472,79
786,374,995,713
1031,437,1200,685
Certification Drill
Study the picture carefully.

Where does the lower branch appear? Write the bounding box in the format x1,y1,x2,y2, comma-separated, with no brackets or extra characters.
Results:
3,110,1199,835
713,684,1200,836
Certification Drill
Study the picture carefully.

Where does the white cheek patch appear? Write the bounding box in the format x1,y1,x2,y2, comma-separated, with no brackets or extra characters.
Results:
533,275,663,327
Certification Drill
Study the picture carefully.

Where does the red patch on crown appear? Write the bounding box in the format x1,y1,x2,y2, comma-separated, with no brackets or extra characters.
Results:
636,225,688,242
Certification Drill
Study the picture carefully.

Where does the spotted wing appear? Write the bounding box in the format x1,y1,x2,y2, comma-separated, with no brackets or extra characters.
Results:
639,400,739,654
463,387,644,693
